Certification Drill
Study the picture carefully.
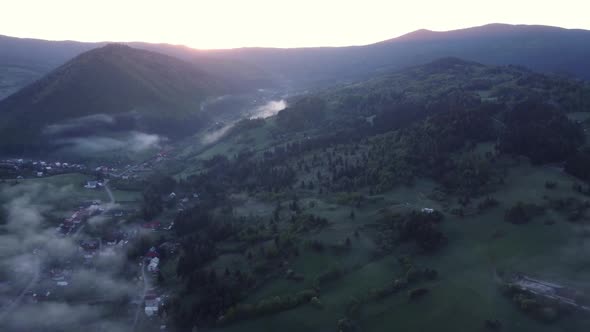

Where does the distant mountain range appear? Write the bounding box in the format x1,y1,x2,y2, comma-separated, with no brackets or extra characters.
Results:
1,23,590,100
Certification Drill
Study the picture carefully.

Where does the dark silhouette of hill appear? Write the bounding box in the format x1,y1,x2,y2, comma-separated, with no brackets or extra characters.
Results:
0,44,228,153
201,24,590,86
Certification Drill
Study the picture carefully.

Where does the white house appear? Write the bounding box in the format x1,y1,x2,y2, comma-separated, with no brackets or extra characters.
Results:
85,181,98,189
147,257,160,272
144,298,160,317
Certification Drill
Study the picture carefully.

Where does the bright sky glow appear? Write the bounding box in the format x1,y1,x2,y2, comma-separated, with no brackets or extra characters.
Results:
0,0,588,49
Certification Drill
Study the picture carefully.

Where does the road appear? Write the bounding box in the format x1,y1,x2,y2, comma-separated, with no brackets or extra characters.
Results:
103,180,115,205
0,257,40,322
73,183,114,238
132,262,148,332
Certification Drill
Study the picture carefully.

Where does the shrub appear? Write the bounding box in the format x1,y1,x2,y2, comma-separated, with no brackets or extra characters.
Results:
504,202,545,224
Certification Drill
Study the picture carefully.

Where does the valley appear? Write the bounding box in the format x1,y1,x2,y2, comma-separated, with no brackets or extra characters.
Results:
1,23,590,332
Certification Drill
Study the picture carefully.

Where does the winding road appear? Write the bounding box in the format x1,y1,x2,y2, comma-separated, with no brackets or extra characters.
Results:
103,180,115,205
132,262,149,332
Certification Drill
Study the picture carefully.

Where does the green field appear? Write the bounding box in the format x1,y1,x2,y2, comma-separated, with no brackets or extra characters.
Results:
201,159,590,332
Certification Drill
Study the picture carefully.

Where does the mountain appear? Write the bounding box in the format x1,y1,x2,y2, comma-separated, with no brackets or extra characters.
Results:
275,56,590,136
0,36,272,100
0,35,100,100
0,44,227,153
2,24,590,98
203,23,590,87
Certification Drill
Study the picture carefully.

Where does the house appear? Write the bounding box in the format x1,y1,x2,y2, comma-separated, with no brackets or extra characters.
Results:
145,247,160,259
147,257,160,273
142,221,161,231
85,181,98,189
36,172,44,177
109,209,125,217
50,269,66,281
168,192,177,200
144,298,160,317
421,208,435,214
80,239,99,251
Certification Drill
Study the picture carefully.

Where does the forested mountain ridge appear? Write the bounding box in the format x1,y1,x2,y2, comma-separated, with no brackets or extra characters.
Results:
0,44,229,153
276,57,590,135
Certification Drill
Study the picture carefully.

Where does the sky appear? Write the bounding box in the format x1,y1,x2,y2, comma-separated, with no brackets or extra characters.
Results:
0,0,588,49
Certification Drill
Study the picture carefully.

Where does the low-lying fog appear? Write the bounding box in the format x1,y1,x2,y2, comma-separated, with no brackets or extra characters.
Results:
0,182,138,331
248,99,287,119
201,98,287,145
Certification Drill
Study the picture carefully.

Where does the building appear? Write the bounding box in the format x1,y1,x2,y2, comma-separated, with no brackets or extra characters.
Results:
85,181,98,189
142,221,161,231
147,257,160,273
145,297,160,317
145,247,160,259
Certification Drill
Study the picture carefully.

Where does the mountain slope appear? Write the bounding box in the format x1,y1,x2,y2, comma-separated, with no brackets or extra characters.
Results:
0,44,226,153
204,24,590,87
0,35,99,100
0,37,273,100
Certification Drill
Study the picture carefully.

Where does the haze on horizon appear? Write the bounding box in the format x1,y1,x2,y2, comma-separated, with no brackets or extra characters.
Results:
1,0,588,49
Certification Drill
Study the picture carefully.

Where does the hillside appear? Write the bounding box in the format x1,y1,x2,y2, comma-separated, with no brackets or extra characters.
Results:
131,59,590,331
0,44,227,153
0,35,99,100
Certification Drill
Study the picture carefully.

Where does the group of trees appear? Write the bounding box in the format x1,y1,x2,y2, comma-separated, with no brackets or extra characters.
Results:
504,202,545,224
498,100,584,164
140,173,177,219
376,210,446,254
170,268,249,327
277,96,327,131
565,148,590,181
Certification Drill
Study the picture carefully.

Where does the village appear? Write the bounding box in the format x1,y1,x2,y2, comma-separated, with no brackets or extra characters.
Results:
0,158,87,179
20,190,181,329
0,148,188,330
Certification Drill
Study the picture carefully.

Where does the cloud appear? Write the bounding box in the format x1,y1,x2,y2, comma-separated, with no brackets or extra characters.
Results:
43,114,116,136
201,123,234,145
55,131,164,154
200,99,287,145
250,99,287,119
0,182,139,331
